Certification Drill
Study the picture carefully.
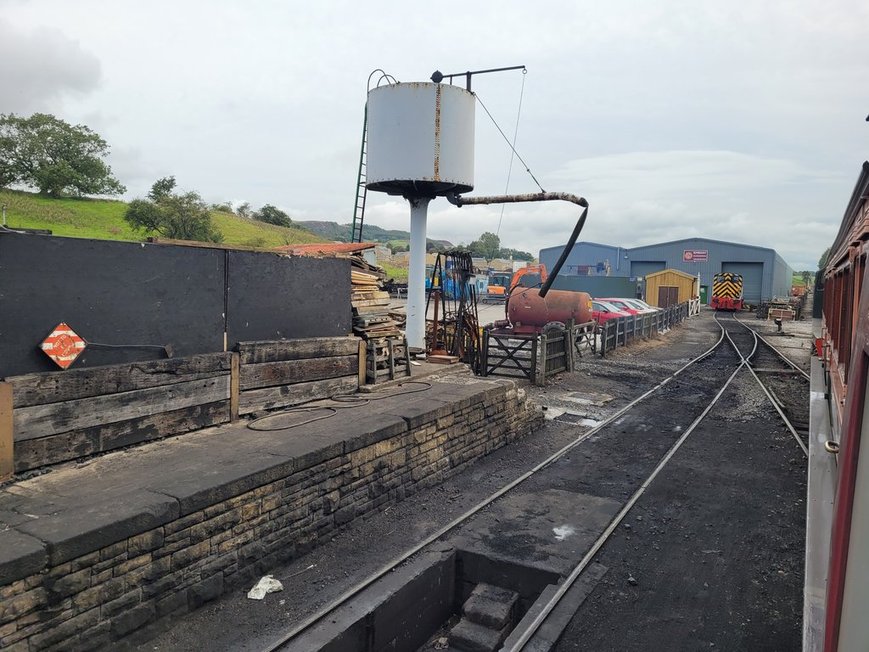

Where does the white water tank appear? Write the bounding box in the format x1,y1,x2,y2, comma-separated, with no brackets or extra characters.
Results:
366,82,475,197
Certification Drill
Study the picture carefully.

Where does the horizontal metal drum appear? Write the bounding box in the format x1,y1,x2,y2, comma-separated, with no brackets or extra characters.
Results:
507,288,593,335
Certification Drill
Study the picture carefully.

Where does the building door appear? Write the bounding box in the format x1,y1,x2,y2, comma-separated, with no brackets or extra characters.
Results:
700,285,708,304
658,286,679,307
722,262,763,303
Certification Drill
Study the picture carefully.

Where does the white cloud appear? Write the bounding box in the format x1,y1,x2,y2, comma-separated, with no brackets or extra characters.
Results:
2,0,868,271
0,18,100,113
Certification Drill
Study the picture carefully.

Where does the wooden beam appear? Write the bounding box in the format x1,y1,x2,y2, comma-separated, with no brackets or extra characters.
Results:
7,352,232,408
13,376,230,441
358,339,366,387
0,383,12,481
230,352,240,422
239,375,358,415
237,337,360,364
239,355,358,391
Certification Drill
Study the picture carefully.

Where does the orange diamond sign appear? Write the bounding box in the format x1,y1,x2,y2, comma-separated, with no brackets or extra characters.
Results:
40,323,86,369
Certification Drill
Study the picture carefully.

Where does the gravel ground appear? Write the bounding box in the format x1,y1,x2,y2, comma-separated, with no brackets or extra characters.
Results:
556,374,807,651
134,308,810,652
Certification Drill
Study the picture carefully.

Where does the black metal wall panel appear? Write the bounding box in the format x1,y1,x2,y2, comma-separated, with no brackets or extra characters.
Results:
0,233,226,377
226,251,351,344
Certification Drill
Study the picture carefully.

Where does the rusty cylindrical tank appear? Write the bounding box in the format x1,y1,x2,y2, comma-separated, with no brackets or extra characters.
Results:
507,288,593,335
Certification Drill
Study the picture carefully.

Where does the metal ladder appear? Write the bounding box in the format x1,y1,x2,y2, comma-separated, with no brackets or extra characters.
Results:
350,104,368,244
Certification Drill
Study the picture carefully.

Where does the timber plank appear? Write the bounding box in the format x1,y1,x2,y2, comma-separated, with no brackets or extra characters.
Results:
239,355,358,391
237,337,360,364
7,353,232,408
239,375,358,415
0,383,12,481
13,376,230,441
14,400,229,472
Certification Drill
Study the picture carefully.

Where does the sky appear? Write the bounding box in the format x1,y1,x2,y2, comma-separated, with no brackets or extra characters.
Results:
2,1,868,270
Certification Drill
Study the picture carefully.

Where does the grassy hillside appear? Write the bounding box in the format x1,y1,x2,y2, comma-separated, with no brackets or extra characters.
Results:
0,190,322,248
299,219,453,249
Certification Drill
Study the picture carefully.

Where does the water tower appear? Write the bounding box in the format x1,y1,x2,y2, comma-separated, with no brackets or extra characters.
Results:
365,81,476,350
365,68,590,352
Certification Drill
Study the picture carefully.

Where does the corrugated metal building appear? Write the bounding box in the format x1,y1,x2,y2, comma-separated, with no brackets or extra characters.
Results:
539,242,631,277
551,276,639,298
539,237,793,304
627,238,793,304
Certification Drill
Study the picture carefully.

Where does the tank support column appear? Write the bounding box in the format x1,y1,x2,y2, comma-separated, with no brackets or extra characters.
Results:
406,196,431,351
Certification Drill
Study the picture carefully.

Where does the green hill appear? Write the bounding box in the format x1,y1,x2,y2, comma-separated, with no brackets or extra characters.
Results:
299,220,453,249
0,189,322,248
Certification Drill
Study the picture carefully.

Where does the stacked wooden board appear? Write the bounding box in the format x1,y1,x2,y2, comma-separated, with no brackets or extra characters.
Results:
350,259,402,340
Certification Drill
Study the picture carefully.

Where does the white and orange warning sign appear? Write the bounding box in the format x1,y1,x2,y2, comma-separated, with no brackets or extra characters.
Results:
40,323,86,369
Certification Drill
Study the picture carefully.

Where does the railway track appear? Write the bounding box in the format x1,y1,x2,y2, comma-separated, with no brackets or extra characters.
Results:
263,312,807,652
717,311,810,455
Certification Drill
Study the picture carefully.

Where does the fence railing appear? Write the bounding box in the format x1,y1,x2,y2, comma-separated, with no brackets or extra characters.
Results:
598,303,691,357
481,321,596,386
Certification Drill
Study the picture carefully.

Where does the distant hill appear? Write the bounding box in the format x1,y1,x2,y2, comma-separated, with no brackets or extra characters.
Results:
299,220,453,249
0,189,322,248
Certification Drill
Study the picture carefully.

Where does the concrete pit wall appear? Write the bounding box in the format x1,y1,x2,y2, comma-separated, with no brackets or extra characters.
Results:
0,381,543,651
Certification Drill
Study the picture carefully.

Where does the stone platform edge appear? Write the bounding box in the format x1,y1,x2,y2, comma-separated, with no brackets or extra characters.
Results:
0,379,543,651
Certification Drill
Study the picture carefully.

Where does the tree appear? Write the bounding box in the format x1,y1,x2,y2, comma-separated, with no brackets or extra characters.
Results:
818,247,831,269
0,112,125,196
469,231,501,261
254,204,292,228
125,177,222,243
210,201,233,212
500,247,534,262
800,271,813,287
236,202,251,218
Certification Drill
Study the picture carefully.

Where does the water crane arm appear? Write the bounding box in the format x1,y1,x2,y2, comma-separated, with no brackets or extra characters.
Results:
445,191,589,298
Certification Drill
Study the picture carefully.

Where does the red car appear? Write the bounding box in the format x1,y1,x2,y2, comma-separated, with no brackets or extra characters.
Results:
592,300,632,324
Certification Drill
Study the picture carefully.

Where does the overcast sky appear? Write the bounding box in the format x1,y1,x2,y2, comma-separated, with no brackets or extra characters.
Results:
3,1,868,270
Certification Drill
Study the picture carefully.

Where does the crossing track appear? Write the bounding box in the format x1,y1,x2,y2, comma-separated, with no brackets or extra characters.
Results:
263,312,807,651
716,311,810,456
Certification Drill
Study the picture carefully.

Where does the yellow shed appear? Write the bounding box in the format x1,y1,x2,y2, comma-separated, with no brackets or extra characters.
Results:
644,269,699,307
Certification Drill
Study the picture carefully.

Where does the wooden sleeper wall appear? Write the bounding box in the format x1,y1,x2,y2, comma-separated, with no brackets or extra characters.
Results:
7,353,234,472
2,337,363,474
237,336,363,414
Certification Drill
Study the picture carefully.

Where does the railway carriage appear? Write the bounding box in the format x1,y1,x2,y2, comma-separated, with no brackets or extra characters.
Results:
808,160,869,651
710,272,744,310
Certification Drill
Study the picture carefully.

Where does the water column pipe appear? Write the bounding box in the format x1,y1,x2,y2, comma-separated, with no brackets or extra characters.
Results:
406,197,431,351
446,191,589,297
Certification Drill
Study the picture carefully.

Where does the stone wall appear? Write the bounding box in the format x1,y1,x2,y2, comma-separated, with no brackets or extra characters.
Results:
0,382,542,651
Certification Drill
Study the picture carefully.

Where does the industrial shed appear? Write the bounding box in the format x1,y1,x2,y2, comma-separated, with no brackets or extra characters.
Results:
539,237,793,304
539,242,631,277
627,238,793,304
644,269,698,307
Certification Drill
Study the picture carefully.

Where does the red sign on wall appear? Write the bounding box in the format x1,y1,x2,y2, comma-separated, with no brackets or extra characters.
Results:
40,323,86,369
683,250,708,262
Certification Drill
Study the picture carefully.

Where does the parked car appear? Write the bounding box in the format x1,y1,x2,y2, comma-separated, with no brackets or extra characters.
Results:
597,298,643,315
600,297,655,315
617,298,660,313
591,300,632,324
